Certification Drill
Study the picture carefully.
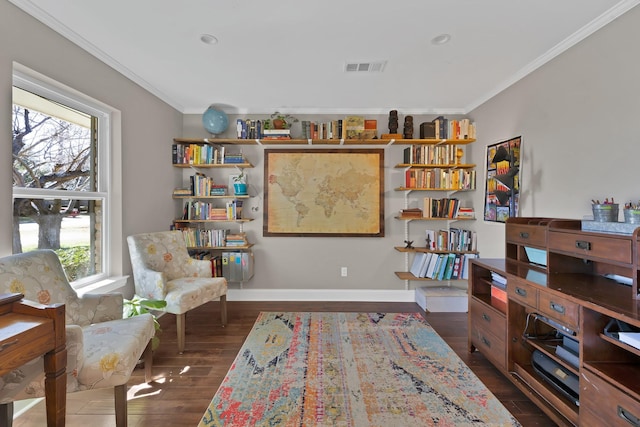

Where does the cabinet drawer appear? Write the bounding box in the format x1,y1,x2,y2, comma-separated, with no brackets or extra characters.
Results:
581,370,640,426
506,224,547,247
470,323,506,370
470,298,506,337
548,231,632,264
537,291,579,332
508,278,538,308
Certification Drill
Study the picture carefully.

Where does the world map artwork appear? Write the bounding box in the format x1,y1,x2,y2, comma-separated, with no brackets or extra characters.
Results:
264,150,383,236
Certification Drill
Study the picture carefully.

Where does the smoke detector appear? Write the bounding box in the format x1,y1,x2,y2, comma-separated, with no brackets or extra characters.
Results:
345,61,386,73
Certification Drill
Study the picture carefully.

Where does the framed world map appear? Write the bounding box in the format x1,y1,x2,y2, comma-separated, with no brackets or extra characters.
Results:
264,149,384,237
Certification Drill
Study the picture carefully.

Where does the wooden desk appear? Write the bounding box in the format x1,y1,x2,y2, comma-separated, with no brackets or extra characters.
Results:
0,293,66,426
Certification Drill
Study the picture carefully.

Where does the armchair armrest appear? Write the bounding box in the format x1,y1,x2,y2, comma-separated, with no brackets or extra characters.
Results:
183,258,213,278
132,266,167,301
72,293,124,326
65,324,84,388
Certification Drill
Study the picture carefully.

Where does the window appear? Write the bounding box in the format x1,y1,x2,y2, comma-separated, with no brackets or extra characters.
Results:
11,66,121,288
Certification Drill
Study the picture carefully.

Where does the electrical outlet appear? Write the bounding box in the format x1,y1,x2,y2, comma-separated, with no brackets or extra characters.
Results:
341,267,348,277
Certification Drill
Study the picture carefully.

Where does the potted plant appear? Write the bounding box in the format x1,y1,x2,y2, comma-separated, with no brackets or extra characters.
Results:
268,112,299,130
233,169,248,195
124,296,167,351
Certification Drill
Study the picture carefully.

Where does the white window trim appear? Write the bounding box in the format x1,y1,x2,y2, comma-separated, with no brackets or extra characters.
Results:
12,62,124,288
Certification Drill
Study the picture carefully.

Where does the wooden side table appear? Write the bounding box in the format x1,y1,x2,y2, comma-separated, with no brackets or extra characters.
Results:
0,293,66,426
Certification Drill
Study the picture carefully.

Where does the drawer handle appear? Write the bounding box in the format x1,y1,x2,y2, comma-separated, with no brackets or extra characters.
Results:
618,405,640,427
515,287,527,297
481,336,491,348
550,302,565,315
482,313,491,322
0,339,19,352
519,232,529,239
575,240,591,250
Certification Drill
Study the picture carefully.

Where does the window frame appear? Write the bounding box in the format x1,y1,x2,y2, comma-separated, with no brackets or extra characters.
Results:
12,64,123,289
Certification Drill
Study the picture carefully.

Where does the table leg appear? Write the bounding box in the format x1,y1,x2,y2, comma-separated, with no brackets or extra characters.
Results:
43,346,67,426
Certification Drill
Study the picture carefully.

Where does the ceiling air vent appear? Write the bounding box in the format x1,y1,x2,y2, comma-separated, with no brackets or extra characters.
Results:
345,61,386,73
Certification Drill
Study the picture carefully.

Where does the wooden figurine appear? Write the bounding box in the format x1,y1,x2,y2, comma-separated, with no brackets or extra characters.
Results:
403,115,413,139
388,110,398,134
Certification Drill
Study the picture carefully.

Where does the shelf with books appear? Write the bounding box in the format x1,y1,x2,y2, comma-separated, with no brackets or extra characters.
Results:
177,137,474,146
395,251,479,282
172,137,255,285
394,131,477,288
173,195,251,199
174,219,253,224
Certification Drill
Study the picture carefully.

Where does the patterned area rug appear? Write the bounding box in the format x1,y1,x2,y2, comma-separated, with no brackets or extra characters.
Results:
199,312,520,426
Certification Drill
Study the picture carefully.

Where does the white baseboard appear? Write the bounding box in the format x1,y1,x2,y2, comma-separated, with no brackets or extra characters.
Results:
227,289,415,302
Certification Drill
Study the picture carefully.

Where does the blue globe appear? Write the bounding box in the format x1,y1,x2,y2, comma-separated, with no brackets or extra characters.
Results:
202,106,229,135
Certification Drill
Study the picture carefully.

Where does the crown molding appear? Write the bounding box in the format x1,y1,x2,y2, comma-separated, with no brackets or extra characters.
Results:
465,0,640,113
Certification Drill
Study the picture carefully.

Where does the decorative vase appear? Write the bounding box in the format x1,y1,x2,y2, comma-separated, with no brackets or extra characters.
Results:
272,119,286,129
233,182,247,195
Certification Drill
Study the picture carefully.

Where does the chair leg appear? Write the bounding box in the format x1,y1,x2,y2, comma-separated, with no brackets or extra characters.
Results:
176,313,186,354
0,402,13,427
220,294,228,327
142,340,153,383
114,384,128,427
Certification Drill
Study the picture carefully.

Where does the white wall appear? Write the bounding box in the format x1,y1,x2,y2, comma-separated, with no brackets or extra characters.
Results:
0,2,182,297
467,5,640,258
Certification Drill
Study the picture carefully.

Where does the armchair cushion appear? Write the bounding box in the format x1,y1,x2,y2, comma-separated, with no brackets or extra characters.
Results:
77,313,154,389
165,277,227,314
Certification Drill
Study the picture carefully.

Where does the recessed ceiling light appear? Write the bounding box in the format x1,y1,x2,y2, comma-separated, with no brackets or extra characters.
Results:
431,34,451,45
200,34,218,45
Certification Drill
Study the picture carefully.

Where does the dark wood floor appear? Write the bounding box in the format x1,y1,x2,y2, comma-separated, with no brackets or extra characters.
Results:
15,301,556,426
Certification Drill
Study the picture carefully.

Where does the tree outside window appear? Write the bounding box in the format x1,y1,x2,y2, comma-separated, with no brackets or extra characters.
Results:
12,86,103,282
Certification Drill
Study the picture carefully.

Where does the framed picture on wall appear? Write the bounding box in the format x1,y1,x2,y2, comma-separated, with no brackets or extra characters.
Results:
263,148,384,237
484,136,521,223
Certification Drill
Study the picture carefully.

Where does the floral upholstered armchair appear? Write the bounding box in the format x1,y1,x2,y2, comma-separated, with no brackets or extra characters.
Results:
0,250,155,427
127,230,228,354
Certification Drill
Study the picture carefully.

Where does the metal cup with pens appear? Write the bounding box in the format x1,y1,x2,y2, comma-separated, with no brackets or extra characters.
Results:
591,199,619,222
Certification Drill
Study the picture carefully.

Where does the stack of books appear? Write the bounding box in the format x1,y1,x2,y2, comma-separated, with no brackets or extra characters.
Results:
400,208,423,218
173,188,191,196
262,129,291,140
210,185,227,196
225,232,248,247
223,153,245,164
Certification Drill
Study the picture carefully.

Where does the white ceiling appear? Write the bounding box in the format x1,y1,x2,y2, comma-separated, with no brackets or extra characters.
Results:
9,0,639,115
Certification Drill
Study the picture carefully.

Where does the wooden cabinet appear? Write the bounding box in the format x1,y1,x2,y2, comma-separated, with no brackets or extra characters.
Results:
469,217,640,426
172,138,254,284
393,138,478,285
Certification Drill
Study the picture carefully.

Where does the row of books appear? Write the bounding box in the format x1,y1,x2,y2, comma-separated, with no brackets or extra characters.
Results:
425,228,477,252
180,227,230,248
188,251,254,281
409,252,479,280
402,145,461,165
432,116,476,140
189,173,227,197
300,120,343,140
404,168,476,190
172,143,246,165
181,200,242,221
423,197,465,219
